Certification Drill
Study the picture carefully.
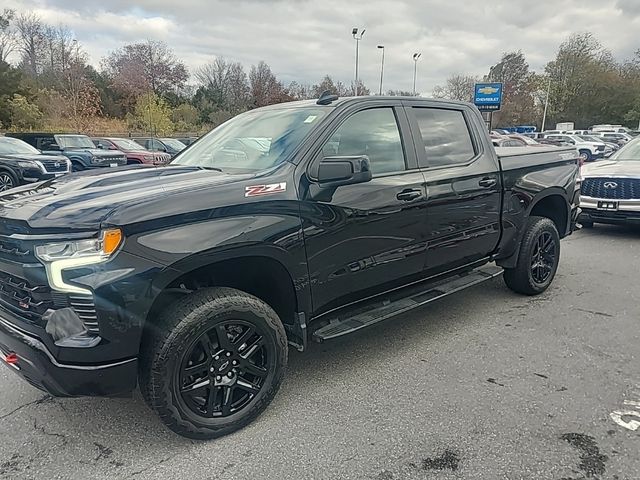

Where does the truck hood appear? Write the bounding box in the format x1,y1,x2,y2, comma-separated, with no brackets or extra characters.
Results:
581,160,640,178
65,148,124,157
0,165,250,231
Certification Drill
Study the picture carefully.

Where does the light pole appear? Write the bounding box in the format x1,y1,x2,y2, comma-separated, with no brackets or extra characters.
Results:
352,27,365,96
412,52,421,95
377,45,385,95
541,76,551,132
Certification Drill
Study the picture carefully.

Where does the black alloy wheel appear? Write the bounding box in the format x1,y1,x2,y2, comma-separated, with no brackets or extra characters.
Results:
530,231,557,285
178,320,270,418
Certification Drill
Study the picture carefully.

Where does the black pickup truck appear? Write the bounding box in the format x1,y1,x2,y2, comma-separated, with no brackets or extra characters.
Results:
0,95,579,439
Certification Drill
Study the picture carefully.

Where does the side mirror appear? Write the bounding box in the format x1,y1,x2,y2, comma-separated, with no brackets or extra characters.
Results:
96,143,105,149
317,155,372,187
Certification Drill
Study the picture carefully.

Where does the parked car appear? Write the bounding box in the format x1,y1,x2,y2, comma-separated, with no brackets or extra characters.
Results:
579,136,640,227
592,132,633,147
545,134,608,162
508,134,548,147
176,137,199,146
92,137,171,165
132,137,186,158
491,135,526,147
6,133,127,171
0,137,71,191
578,135,620,157
0,95,579,439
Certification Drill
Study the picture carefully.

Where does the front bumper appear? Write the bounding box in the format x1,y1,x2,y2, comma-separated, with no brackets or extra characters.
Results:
580,195,640,225
0,310,137,396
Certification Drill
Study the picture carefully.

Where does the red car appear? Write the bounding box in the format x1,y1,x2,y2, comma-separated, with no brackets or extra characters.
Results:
92,137,171,165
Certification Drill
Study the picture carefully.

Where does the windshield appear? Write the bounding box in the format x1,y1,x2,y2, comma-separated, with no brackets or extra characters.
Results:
610,138,640,161
57,135,96,149
161,139,187,151
173,107,328,171
0,137,40,155
113,138,146,151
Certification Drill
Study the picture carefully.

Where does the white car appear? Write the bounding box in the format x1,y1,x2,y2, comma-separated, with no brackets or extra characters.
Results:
545,134,609,162
592,132,633,145
579,137,640,227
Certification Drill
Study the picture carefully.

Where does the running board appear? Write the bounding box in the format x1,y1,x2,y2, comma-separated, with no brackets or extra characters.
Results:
312,265,503,342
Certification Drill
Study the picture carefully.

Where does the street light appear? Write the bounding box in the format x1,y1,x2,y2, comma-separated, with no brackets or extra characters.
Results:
541,76,552,132
352,27,366,96
412,52,421,95
377,45,385,96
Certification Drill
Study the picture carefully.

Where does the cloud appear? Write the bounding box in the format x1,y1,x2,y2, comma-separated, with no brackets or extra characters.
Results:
3,0,639,94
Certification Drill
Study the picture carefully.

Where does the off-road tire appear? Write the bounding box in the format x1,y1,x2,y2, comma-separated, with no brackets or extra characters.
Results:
503,216,560,296
139,287,288,439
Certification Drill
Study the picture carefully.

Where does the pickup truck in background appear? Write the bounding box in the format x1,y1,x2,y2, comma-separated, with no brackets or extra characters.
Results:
0,95,579,439
6,133,127,171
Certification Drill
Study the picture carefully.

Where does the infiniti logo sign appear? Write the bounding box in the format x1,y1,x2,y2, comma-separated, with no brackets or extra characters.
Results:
603,182,618,189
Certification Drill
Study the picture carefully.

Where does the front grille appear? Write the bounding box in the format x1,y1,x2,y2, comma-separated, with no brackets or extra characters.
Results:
0,273,53,323
0,273,99,333
39,159,68,173
98,156,125,163
582,177,640,200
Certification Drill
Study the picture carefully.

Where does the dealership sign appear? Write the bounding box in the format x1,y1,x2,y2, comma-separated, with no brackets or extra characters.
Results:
474,83,503,112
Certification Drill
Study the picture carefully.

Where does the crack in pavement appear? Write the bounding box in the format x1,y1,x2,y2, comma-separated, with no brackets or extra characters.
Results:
0,395,52,421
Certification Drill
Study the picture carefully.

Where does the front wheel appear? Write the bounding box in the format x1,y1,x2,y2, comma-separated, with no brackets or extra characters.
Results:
578,149,592,163
140,287,288,439
503,216,560,296
0,171,17,192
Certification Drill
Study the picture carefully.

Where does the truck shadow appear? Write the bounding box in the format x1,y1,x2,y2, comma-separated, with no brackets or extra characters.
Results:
0,277,516,477
577,223,640,239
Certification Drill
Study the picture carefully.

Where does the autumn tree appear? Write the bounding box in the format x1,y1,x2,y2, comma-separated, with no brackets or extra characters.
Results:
102,40,188,109
432,74,478,102
249,61,290,107
8,93,42,129
128,92,173,135
172,103,199,131
195,57,249,114
486,51,538,126
62,62,102,133
311,75,351,97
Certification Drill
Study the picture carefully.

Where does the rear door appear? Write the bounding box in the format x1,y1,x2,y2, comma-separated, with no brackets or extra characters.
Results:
405,102,502,275
300,103,429,315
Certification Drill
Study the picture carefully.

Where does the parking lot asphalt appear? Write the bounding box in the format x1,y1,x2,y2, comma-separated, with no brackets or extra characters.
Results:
0,224,638,480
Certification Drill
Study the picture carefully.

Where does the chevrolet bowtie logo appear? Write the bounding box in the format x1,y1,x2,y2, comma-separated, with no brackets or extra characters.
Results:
478,86,499,95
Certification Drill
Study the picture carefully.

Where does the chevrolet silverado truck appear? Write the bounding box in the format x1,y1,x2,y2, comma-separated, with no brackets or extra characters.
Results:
0,94,580,439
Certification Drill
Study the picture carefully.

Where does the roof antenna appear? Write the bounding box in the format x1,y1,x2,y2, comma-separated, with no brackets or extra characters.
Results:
317,90,339,105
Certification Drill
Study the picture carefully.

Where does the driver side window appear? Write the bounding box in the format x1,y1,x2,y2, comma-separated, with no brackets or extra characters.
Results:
323,108,406,175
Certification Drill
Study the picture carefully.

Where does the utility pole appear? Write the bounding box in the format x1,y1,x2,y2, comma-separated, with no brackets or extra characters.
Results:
377,45,385,95
352,28,365,96
541,76,551,132
412,53,421,95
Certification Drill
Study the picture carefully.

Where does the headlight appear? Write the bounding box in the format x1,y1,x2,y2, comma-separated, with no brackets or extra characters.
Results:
35,229,122,294
143,154,154,161
16,160,39,169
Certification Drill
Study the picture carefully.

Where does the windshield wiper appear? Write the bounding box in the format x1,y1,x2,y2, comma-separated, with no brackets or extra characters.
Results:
198,166,224,172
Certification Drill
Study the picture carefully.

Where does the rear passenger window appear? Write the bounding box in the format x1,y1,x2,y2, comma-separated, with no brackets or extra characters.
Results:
412,108,476,168
323,108,406,175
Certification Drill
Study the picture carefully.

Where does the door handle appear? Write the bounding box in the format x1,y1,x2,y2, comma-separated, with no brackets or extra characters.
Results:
478,178,497,188
396,189,422,201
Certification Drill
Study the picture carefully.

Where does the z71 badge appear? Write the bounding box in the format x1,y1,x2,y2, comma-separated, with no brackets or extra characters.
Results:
245,182,287,197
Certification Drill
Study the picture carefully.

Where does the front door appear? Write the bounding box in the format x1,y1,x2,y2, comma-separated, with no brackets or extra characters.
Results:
405,103,502,275
300,105,429,316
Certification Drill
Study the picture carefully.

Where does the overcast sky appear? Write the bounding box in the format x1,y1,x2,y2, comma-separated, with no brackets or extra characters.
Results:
4,0,640,94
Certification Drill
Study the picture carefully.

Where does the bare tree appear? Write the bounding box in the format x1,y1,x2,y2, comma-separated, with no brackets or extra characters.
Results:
0,9,17,63
432,74,477,102
249,61,288,107
15,12,45,75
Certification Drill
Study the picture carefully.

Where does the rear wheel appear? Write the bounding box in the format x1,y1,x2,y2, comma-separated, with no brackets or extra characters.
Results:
0,171,17,191
140,287,288,439
504,216,560,295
